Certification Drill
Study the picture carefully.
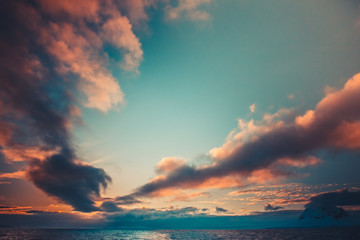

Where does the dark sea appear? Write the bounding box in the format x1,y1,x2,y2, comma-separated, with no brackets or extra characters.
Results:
0,228,360,240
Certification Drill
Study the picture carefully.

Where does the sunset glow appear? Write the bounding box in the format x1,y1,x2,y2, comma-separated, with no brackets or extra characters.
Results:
0,0,360,230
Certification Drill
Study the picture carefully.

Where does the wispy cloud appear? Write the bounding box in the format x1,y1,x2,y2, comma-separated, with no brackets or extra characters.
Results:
249,103,256,113
165,0,212,21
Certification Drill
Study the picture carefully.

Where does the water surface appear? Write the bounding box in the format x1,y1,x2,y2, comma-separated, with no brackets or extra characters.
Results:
0,228,359,239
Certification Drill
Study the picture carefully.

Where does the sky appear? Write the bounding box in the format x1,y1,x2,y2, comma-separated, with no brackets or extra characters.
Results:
0,0,360,229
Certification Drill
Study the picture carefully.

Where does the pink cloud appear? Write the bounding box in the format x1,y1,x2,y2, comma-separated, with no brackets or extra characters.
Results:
276,156,322,168
35,0,145,112
0,170,25,180
38,0,100,21
329,121,360,149
102,15,143,71
156,157,187,173
118,0,155,26
39,22,124,112
170,191,209,202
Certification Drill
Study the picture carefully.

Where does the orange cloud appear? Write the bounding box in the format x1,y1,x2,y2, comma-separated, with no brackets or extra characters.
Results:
102,15,143,71
0,171,25,180
119,0,153,26
2,146,60,162
0,121,14,146
156,157,187,173
249,103,256,113
38,0,100,21
171,191,209,202
40,22,124,112
30,0,147,112
295,110,315,128
246,169,290,185
328,121,360,149
276,156,322,168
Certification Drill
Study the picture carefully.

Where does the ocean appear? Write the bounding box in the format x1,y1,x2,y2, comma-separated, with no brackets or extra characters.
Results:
0,228,359,240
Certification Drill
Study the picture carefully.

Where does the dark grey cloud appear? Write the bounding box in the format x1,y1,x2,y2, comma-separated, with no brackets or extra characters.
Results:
305,188,360,209
0,1,110,212
215,207,228,213
0,151,23,174
28,150,111,212
115,195,142,205
264,203,283,211
101,201,123,212
99,196,141,212
26,210,46,214
0,205,16,209
300,189,360,220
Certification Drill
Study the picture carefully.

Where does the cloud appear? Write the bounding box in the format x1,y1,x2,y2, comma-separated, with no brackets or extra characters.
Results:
276,156,322,168
288,94,295,99
300,189,360,220
37,0,146,112
101,201,123,212
249,103,256,113
1,207,359,229
305,189,360,209
37,0,100,21
0,0,152,212
156,157,187,174
0,211,101,229
115,195,142,205
40,22,125,112
104,206,205,228
117,0,151,26
27,151,111,212
124,73,360,198
227,183,331,208
25,210,46,214
215,207,228,213
0,151,23,175
264,203,283,211
171,191,209,202
0,171,25,180
165,0,212,21
0,205,18,209
101,14,143,72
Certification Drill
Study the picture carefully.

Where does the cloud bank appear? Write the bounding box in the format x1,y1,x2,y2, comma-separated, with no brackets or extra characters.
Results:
1,208,359,229
300,189,360,220
0,0,154,212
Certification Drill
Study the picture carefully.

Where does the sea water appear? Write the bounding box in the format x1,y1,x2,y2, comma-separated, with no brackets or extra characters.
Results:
0,228,359,240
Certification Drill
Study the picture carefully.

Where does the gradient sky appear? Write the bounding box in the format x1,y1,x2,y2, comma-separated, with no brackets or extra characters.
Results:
0,0,360,229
